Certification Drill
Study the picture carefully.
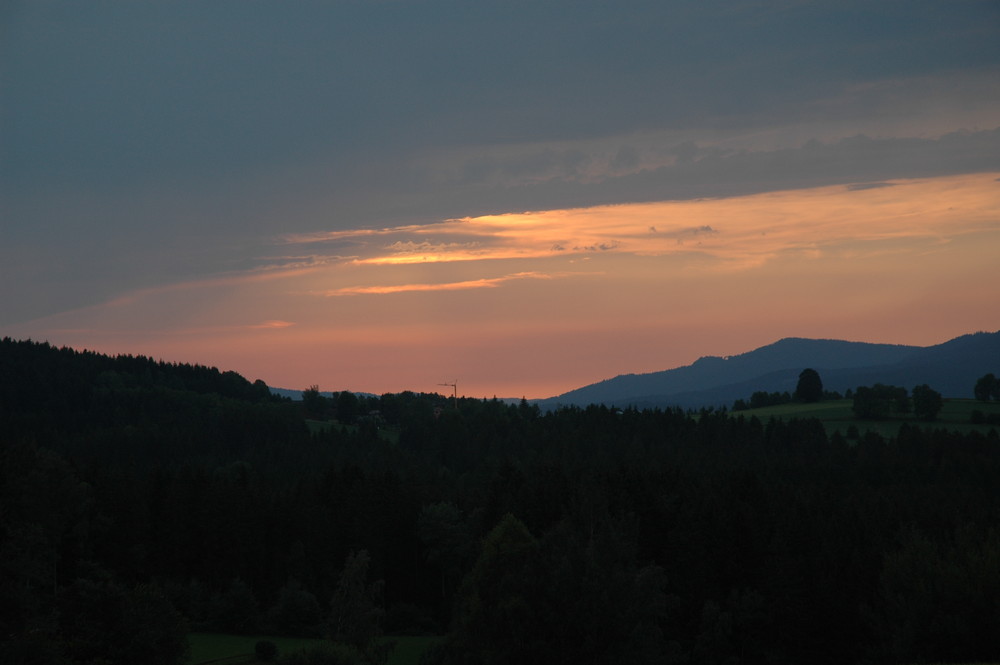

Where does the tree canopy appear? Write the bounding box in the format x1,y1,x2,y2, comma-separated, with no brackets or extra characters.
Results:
912,384,944,421
852,383,910,419
4,338,1000,665
794,368,823,402
975,373,999,401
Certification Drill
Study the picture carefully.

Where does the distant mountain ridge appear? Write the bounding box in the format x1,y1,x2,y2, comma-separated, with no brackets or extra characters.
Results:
537,331,1000,410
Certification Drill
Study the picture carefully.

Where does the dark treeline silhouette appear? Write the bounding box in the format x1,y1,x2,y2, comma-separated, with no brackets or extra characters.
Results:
732,388,843,411
3,338,1000,664
976,372,1000,402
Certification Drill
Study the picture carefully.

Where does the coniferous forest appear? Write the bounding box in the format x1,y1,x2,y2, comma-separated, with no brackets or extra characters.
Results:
3,338,1000,665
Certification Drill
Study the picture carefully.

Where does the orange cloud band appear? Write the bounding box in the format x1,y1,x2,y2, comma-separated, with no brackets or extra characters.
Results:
314,271,554,296
281,173,999,271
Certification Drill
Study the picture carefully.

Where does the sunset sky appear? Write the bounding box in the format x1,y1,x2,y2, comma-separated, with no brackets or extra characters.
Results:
3,1,999,398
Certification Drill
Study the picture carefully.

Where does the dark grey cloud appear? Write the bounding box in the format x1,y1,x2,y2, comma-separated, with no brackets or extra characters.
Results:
4,0,998,191
394,128,1000,220
2,0,999,326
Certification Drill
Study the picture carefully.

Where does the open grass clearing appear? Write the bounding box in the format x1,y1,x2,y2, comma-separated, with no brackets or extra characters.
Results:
305,419,401,444
732,398,1000,439
187,632,441,665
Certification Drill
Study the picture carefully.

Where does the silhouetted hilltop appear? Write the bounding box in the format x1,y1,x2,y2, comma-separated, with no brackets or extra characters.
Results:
538,331,1000,409
0,337,281,409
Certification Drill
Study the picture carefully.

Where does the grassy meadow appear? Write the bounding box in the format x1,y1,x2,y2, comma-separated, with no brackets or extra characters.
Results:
305,419,401,444
187,633,441,665
732,398,1000,439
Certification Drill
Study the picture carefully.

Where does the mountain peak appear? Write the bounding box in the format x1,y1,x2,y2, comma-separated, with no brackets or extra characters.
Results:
539,331,999,409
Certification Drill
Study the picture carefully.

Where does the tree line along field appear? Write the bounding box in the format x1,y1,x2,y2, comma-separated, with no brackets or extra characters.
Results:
4,338,1000,665
735,397,1000,439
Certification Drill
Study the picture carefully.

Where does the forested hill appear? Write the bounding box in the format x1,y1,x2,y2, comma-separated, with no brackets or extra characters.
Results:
0,337,294,466
539,330,1000,409
4,337,1000,665
1,337,277,405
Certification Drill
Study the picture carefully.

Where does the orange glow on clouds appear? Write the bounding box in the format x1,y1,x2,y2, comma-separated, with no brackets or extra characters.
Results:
313,272,554,296
249,320,296,329
8,172,999,398
279,173,999,273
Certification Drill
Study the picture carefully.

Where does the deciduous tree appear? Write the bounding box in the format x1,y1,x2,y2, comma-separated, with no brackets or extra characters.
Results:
448,514,539,664
974,373,998,402
795,368,823,403
912,384,943,421
329,550,387,663
852,384,910,419
302,386,329,419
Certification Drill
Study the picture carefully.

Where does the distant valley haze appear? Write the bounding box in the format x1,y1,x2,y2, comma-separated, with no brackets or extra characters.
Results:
2,2,999,398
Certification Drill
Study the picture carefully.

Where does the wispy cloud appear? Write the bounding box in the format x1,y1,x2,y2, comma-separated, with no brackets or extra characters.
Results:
846,182,896,191
23,172,997,335
248,320,296,329
313,271,556,297
280,172,999,271
8,171,997,398
279,227,430,245
95,260,332,309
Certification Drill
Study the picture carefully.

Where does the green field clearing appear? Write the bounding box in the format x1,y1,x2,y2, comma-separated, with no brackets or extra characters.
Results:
305,419,401,444
187,632,440,665
733,398,1000,439
186,633,997,665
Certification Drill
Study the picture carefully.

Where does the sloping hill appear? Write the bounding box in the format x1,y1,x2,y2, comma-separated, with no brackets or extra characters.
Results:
537,331,1000,409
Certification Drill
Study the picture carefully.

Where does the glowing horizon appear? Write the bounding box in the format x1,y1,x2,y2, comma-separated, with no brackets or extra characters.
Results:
5,3,1000,399
7,172,998,399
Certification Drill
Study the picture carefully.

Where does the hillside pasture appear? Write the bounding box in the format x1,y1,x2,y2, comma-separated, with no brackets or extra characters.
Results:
733,398,1000,439
305,418,401,444
187,633,440,665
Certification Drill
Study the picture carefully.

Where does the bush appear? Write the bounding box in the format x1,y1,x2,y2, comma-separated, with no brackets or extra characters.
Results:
256,640,278,662
208,579,260,634
418,642,448,665
384,602,440,635
58,578,189,665
266,579,323,636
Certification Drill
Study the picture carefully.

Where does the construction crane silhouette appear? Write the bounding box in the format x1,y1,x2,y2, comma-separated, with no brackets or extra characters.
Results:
438,381,458,410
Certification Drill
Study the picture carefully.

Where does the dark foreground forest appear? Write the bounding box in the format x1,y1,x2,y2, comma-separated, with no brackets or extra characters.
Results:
3,339,1000,665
